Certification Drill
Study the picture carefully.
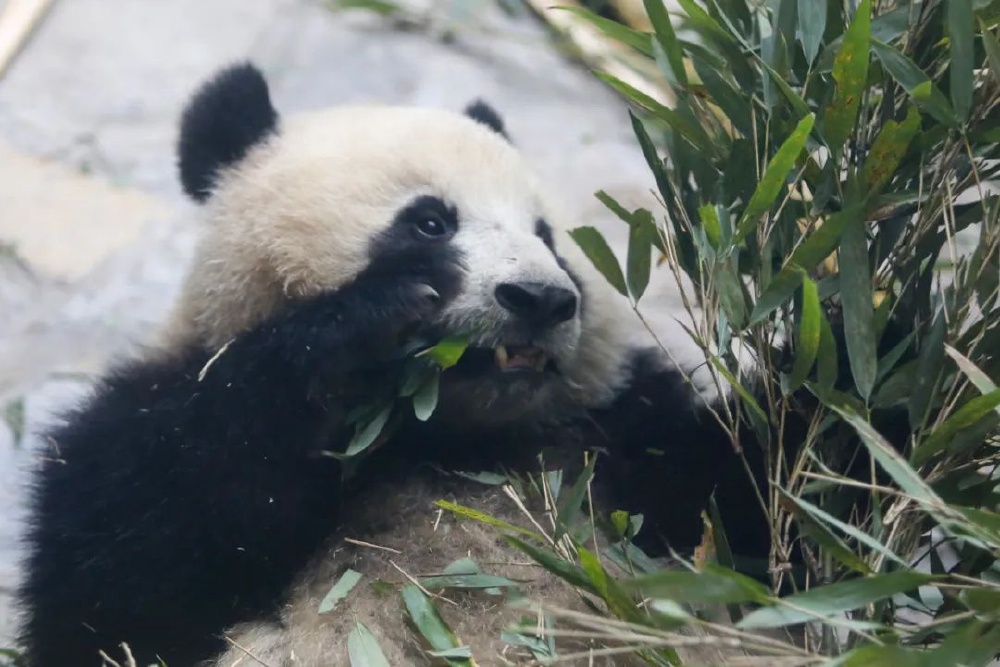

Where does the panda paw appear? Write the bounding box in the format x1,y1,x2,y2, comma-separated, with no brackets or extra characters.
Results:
295,256,463,364
373,260,464,328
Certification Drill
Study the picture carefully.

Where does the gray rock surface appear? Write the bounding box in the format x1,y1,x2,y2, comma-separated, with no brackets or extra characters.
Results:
0,0,697,646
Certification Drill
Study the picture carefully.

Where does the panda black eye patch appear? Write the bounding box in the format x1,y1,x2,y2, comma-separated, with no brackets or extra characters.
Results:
534,218,555,250
396,196,459,242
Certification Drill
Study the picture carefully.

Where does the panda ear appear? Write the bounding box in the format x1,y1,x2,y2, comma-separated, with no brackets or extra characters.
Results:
463,100,509,140
177,62,279,202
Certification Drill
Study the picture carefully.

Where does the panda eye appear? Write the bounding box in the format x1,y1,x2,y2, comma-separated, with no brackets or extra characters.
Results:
396,196,458,243
414,216,449,239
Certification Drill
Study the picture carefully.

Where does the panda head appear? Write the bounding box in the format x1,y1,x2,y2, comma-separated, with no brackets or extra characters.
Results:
168,63,638,424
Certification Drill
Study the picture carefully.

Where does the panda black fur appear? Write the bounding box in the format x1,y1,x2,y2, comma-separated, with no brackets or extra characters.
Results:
17,63,765,666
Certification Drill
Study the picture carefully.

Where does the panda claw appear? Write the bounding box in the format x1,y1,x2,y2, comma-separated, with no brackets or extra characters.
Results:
415,284,441,302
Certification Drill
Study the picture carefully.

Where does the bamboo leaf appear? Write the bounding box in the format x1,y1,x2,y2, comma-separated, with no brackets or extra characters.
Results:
595,190,635,225
621,565,771,605
554,7,653,57
345,404,393,457
595,191,666,255
419,335,469,369
817,309,839,396
953,506,1000,545
908,310,946,430
348,620,392,667
829,645,920,667
790,205,862,270
982,19,1000,83
420,569,520,591
750,268,803,326
319,568,363,614
757,56,812,119
738,571,934,629
627,111,673,206
924,620,1000,667
817,5,911,71
699,204,722,249
798,0,828,65
427,648,473,660
779,490,871,574
569,226,627,296
578,546,644,621
872,39,959,127
412,372,440,422
675,0,735,45
554,455,598,542
398,363,434,398
825,399,950,514
505,536,597,594
710,356,769,428
762,0,796,108
400,585,472,666
875,331,916,384
861,105,921,197
452,470,508,485
331,0,402,16
715,259,748,329
695,60,752,136
962,588,1000,615
947,0,975,123
823,0,871,153
626,209,656,302
644,0,687,85
435,500,543,540
786,276,821,393
749,205,860,326
945,344,1000,401
782,485,907,567
500,629,556,662
735,113,816,243
596,73,717,155
839,219,877,400
917,390,1000,464
604,541,661,576
707,494,743,622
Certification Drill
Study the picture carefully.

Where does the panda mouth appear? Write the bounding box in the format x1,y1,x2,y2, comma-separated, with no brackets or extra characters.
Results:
455,344,556,375
493,344,551,373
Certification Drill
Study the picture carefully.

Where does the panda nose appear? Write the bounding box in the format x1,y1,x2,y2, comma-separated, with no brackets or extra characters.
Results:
494,282,578,327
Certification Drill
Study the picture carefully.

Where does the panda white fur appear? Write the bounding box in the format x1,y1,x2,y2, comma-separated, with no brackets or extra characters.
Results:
17,63,768,666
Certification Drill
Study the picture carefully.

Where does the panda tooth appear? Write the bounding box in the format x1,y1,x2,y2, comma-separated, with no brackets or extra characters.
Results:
495,345,508,368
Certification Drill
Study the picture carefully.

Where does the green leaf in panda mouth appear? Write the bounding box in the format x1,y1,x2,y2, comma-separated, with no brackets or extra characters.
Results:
416,334,470,369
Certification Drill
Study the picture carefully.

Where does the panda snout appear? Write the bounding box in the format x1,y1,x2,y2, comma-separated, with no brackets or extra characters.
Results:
494,282,578,328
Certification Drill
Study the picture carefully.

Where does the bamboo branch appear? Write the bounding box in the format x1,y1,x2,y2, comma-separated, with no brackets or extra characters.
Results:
522,0,675,109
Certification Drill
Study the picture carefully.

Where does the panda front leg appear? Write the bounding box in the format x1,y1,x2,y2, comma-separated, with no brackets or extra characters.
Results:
593,350,771,560
17,253,463,667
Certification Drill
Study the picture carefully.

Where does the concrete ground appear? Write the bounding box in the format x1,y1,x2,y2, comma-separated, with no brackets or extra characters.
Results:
0,0,705,646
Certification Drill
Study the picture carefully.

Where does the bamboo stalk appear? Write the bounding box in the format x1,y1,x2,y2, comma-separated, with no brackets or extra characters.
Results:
610,0,652,31
0,0,55,79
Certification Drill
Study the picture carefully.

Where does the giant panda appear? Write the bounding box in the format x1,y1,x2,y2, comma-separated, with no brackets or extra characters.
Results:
16,62,767,666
